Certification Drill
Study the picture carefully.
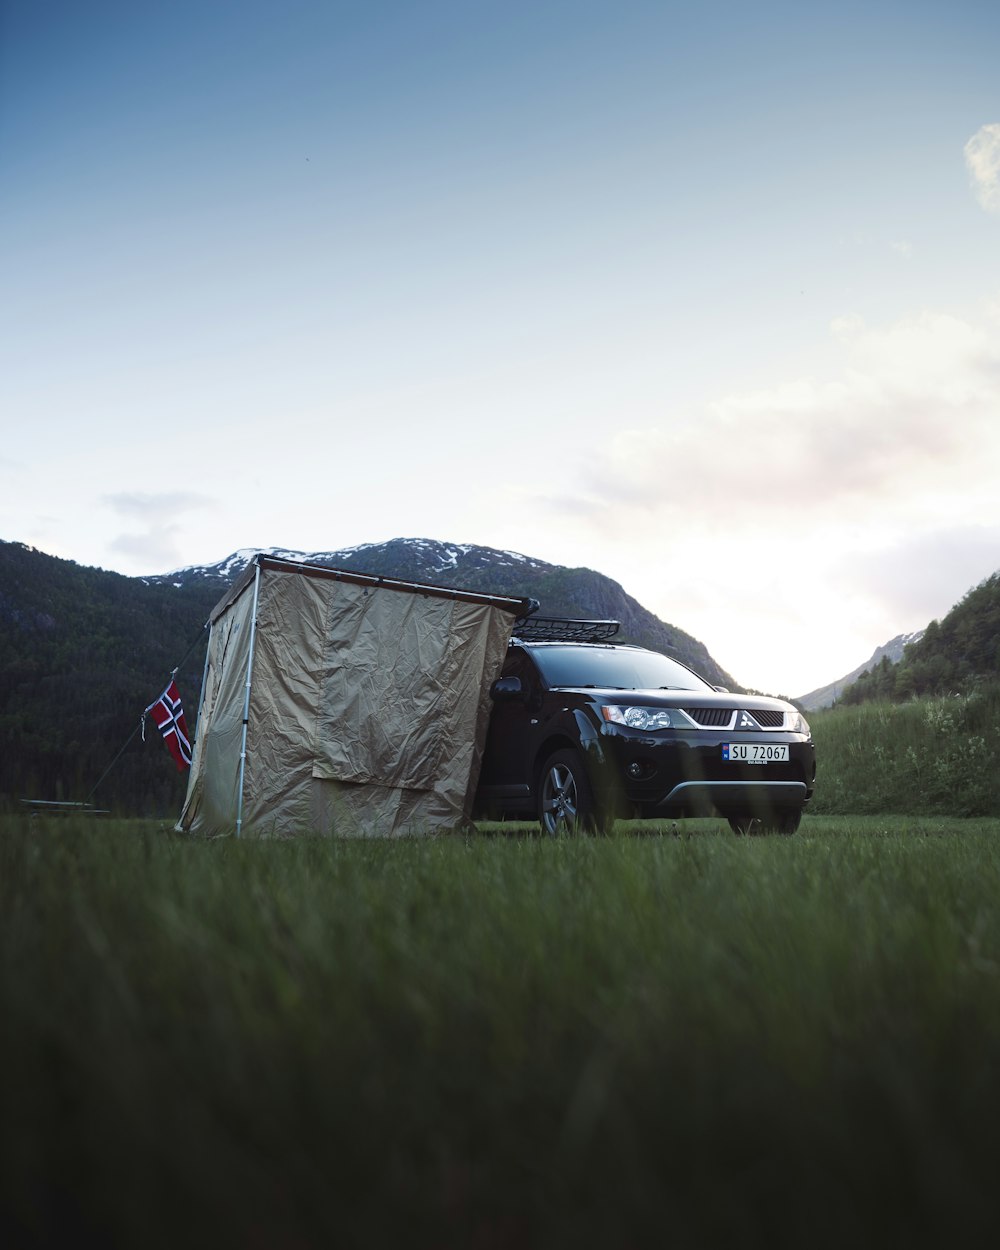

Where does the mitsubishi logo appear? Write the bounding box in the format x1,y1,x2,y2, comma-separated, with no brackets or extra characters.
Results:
738,711,757,729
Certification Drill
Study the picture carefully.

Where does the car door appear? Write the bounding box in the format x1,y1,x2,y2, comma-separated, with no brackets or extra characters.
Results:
476,647,545,813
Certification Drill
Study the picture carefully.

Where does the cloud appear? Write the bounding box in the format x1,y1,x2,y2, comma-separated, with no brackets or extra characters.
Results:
104,491,213,572
964,123,1000,214
598,306,1000,527
104,491,211,523
516,301,1000,693
830,527,1000,627
109,529,188,569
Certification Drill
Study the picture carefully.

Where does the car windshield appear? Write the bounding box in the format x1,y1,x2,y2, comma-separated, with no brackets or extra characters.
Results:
529,645,711,692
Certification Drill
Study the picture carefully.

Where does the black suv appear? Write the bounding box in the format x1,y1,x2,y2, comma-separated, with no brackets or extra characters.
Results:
474,619,815,834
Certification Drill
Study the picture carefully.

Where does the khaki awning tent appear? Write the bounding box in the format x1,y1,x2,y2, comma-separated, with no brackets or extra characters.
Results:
177,556,532,837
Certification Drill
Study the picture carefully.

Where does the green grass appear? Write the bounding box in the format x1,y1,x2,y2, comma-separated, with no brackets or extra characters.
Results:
3,816,1000,1248
809,689,1000,816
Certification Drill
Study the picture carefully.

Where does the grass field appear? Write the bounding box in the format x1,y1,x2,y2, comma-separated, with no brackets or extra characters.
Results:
3,815,1000,1248
808,687,1000,816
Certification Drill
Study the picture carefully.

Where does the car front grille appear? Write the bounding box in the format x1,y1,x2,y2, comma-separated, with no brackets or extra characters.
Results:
683,707,787,730
684,707,734,727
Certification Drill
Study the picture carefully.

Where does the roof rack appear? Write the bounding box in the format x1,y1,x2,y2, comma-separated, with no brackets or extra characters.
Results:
512,616,620,643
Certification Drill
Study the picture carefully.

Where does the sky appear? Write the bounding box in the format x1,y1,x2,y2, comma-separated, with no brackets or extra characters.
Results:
2,0,1000,696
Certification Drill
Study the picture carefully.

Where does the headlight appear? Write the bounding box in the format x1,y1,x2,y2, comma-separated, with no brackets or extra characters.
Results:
785,711,811,735
602,705,693,731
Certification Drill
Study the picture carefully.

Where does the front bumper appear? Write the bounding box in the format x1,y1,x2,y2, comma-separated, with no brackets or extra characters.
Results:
600,725,816,817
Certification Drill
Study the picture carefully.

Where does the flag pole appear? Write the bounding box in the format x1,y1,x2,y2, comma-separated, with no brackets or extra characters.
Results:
84,622,206,806
235,561,262,839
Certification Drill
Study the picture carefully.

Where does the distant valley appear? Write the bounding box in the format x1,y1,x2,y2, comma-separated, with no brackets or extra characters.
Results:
796,631,925,711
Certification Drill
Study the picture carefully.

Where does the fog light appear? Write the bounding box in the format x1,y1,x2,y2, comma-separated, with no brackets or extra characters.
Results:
627,761,643,779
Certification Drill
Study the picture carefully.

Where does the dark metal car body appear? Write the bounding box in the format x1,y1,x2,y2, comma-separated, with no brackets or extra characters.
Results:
473,634,816,833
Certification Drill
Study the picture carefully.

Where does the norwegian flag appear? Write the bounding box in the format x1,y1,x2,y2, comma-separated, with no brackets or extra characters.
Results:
147,680,193,771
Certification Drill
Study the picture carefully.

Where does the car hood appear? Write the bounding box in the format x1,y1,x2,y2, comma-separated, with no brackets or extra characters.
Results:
556,686,794,712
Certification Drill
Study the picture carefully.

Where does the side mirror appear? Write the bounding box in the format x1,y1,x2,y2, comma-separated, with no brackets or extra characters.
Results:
490,675,524,700
713,685,729,693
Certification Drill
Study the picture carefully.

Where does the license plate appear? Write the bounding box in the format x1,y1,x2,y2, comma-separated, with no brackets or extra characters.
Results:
722,743,789,764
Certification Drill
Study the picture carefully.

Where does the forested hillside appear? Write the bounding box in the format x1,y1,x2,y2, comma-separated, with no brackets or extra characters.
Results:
839,572,1000,705
0,542,216,813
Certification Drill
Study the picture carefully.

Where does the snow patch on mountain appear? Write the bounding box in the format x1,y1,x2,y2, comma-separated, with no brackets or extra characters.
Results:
146,537,553,587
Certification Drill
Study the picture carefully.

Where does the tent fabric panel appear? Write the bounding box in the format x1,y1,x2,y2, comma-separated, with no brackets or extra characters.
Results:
305,772,481,837
206,561,258,626
417,597,516,823
256,554,531,613
177,586,256,834
237,568,328,835
308,776,435,838
179,559,522,837
207,553,531,626
309,593,515,830
312,584,455,791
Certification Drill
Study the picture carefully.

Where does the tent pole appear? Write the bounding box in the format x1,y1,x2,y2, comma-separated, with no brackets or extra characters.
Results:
235,563,262,838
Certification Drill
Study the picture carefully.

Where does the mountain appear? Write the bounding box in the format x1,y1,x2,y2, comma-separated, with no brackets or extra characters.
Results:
1,537,737,814
796,631,925,711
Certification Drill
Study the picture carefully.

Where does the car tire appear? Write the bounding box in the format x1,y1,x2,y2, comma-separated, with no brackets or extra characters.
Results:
537,749,602,835
728,809,802,837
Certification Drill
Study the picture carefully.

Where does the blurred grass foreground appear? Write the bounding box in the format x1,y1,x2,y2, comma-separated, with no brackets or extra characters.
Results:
3,816,1000,1248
